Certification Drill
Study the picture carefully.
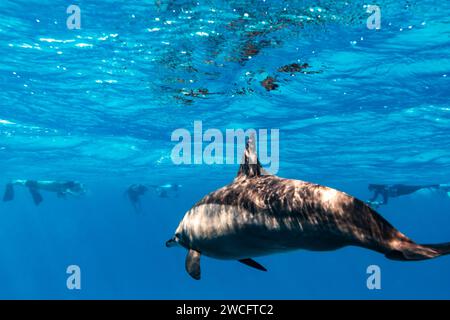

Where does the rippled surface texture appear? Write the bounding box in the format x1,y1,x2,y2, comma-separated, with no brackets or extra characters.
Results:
0,0,450,298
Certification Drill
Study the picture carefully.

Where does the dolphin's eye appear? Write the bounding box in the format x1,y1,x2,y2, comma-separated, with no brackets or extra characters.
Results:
175,233,181,239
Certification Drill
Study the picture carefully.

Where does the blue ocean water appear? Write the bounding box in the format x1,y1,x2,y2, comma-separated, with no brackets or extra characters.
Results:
1,0,450,299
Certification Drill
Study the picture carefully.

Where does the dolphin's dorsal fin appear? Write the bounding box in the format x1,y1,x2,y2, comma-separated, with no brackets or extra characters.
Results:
237,134,263,178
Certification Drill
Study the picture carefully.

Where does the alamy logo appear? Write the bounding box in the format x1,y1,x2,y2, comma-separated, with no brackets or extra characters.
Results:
366,265,381,290
366,5,381,30
66,265,81,290
66,5,81,30
171,121,280,174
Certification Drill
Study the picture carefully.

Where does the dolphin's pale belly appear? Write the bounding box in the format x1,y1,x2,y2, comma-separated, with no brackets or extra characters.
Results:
178,202,349,260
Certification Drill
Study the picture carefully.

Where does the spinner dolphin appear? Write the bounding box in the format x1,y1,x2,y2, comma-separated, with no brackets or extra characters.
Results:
167,135,450,280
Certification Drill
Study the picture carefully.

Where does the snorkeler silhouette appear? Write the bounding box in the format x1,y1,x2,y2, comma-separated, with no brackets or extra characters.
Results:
125,183,182,211
151,183,182,198
2,180,86,206
367,183,450,208
125,184,149,212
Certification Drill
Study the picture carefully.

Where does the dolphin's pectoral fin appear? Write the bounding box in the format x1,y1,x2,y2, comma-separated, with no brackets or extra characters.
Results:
236,133,264,178
185,249,201,280
3,183,14,202
238,258,267,272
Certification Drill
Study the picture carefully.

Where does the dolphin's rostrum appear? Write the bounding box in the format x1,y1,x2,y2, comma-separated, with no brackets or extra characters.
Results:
167,135,450,280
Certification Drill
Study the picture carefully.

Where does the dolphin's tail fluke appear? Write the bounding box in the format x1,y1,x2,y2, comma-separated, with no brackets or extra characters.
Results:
385,241,450,261
3,183,14,202
422,242,450,257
